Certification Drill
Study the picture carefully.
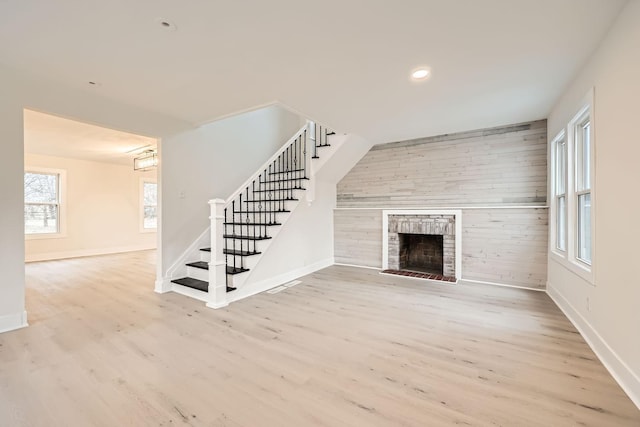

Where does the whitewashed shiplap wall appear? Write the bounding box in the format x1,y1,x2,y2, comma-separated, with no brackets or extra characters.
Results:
334,120,548,289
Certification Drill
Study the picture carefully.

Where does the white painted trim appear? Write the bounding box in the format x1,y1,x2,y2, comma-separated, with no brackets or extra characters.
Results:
382,209,462,281
24,166,68,240
164,227,210,279
0,310,28,334
171,283,209,303
154,277,172,294
459,278,545,292
228,257,334,303
139,177,158,233
333,262,382,271
25,244,156,262
335,206,548,211
547,285,640,409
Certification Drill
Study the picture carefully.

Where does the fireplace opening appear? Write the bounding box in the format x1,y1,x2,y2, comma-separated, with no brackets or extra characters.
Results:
399,233,444,275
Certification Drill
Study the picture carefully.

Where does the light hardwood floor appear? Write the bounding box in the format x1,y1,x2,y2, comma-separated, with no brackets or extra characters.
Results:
1,251,638,426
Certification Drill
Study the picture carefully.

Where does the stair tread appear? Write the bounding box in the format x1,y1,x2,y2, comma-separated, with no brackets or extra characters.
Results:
261,178,309,183
227,266,249,275
223,234,272,240
269,168,305,175
171,277,208,292
253,187,305,192
186,261,208,270
224,222,281,226
234,210,290,214
172,277,237,292
316,144,331,147
244,198,298,202
223,249,261,256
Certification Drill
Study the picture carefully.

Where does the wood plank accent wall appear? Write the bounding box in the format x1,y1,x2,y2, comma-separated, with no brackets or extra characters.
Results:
334,120,549,289
337,121,547,208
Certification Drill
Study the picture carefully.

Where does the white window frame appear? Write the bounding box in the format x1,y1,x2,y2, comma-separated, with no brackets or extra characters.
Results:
549,89,595,285
24,167,67,240
550,130,567,256
140,178,158,233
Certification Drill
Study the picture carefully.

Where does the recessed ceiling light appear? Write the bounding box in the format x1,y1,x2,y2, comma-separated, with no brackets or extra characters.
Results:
411,68,431,81
156,18,177,31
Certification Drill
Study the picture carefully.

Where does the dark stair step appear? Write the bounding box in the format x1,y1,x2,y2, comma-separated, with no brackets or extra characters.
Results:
172,277,208,292
244,198,298,203
260,177,309,184
269,168,305,175
223,249,261,256
172,276,238,292
223,234,272,240
224,222,281,226
234,210,290,214
186,261,208,270
253,187,305,193
227,266,249,275
316,143,331,147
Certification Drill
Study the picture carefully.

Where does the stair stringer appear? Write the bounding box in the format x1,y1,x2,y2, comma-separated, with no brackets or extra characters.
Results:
164,227,210,284
227,133,374,303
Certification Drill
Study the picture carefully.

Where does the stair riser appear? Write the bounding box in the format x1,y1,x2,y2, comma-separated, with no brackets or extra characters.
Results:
199,251,210,262
186,266,209,281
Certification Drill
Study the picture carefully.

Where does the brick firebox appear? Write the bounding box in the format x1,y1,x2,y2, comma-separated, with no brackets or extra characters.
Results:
384,211,459,280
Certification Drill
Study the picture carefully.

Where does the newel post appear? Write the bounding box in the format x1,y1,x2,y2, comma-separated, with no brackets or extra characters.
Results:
306,120,316,205
206,199,228,309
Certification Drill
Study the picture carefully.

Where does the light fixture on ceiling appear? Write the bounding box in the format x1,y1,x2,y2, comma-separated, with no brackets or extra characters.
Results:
156,18,177,31
411,67,431,81
88,81,102,87
133,149,158,171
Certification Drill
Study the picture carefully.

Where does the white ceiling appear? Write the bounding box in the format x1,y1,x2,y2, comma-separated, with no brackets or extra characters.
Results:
24,109,157,165
0,0,628,144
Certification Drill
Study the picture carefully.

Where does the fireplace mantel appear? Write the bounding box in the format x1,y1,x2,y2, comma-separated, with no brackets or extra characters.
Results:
382,210,462,281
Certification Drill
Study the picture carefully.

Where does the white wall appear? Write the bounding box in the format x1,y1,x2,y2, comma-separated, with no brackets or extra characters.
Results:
0,64,191,333
547,1,640,407
160,105,302,277
25,153,156,262
0,87,27,333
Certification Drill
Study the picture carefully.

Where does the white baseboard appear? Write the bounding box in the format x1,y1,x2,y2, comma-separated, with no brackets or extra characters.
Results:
154,277,172,294
0,310,28,334
25,244,156,262
229,257,334,303
334,262,382,271
459,277,545,292
547,285,640,409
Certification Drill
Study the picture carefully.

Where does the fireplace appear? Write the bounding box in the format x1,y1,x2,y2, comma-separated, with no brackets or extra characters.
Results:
399,233,443,275
382,210,461,282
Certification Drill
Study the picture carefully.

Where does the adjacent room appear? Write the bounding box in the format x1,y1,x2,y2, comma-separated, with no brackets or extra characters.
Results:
0,0,638,425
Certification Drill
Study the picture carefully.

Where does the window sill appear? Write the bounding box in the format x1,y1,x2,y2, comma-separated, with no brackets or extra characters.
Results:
25,233,67,241
140,228,157,234
549,251,594,286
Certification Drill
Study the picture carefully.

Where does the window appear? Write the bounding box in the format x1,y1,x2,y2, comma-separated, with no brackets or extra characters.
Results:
142,180,158,230
575,115,592,264
549,89,594,283
25,172,60,235
553,134,567,252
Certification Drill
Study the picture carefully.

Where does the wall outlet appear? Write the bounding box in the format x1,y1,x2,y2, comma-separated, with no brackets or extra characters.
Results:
179,190,186,199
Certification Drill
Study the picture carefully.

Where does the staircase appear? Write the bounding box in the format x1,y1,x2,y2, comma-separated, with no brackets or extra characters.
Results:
170,121,334,305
